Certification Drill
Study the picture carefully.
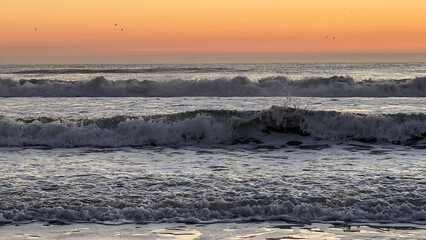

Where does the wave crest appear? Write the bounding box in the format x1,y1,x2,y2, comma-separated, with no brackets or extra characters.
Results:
0,76,425,97
1,198,425,224
0,107,424,147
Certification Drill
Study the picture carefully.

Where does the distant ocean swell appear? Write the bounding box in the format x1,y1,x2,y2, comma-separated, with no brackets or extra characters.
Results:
0,106,424,148
9,66,240,74
0,76,425,97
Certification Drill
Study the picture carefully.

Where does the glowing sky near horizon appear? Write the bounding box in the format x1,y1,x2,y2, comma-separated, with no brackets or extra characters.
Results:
0,0,425,63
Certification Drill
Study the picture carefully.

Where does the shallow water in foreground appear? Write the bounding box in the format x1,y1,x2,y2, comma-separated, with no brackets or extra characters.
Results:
1,143,424,224
1,222,426,240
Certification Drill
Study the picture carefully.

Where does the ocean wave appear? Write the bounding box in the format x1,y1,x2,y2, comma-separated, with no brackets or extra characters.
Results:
0,106,424,148
1,198,425,224
0,76,425,97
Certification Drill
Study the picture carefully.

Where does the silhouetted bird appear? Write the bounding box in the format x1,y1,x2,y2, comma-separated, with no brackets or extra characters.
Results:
115,23,117,26
34,28,37,31
121,28,123,31
326,36,328,39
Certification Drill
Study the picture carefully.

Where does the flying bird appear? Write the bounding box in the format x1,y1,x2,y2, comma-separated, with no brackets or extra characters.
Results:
115,23,117,26
34,28,37,31
121,28,123,31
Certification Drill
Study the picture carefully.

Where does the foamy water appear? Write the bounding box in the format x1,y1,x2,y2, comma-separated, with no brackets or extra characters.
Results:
0,63,425,227
0,76,425,97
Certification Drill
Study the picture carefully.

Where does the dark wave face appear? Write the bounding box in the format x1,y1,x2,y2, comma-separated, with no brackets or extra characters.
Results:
0,106,424,148
0,76,425,97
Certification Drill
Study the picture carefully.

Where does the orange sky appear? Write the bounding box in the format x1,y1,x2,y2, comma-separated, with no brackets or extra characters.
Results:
0,0,425,63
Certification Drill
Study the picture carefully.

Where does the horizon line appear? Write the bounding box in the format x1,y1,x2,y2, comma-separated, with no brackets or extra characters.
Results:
1,52,425,65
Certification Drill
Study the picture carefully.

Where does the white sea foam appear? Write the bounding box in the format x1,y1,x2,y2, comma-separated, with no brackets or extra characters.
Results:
1,143,425,225
0,76,425,97
1,198,425,224
0,107,424,147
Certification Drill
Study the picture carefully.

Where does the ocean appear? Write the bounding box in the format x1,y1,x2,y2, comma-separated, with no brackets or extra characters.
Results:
0,63,425,239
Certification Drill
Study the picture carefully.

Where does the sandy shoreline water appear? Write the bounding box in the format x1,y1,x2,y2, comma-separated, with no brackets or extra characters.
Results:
1,221,425,240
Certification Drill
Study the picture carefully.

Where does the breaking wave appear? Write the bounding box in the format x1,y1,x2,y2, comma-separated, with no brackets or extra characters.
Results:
1,197,425,225
0,76,425,97
0,106,424,148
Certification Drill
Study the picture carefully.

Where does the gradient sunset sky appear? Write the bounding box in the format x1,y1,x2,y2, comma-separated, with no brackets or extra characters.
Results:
1,0,425,63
